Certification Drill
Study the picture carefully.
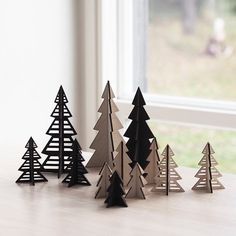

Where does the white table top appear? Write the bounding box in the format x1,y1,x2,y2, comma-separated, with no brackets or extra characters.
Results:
1,152,235,236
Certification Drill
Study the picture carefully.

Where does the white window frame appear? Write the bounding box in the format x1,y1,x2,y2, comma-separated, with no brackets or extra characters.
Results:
98,0,236,129
81,0,236,149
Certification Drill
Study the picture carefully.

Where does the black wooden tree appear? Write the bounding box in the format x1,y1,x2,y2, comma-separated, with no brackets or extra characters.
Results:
105,171,128,208
124,87,154,169
62,139,91,187
16,137,48,185
41,86,77,178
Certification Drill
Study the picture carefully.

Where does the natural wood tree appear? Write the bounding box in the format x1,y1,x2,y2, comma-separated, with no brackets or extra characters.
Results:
105,171,128,208
192,142,224,193
87,81,124,169
152,144,184,195
16,137,48,185
126,163,146,199
113,141,132,186
95,162,112,199
124,87,154,169
145,137,161,184
41,86,77,178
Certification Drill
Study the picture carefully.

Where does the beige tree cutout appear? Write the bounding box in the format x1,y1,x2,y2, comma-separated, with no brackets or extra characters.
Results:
95,162,112,198
87,81,124,168
145,137,161,184
126,163,147,199
113,141,132,186
152,144,184,195
192,142,224,193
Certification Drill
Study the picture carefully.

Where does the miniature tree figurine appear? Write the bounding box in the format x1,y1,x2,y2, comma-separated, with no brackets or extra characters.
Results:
152,145,184,195
62,139,91,187
41,86,77,178
126,163,146,199
124,87,154,169
113,141,132,186
16,137,48,185
192,142,225,193
87,81,124,169
145,137,161,185
95,162,112,198
105,171,128,208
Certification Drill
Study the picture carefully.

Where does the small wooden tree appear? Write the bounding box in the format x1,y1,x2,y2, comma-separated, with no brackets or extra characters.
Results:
152,145,184,195
113,141,132,186
192,142,224,193
105,171,128,208
41,86,77,178
95,162,112,199
16,137,48,185
145,137,161,184
126,163,146,199
124,87,154,169
62,139,91,187
87,81,124,169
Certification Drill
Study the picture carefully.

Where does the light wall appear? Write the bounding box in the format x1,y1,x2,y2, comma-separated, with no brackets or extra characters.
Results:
0,0,96,163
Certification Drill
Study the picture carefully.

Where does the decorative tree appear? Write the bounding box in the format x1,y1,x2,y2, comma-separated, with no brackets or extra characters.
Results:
62,139,91,187
95,162,112,198
145,137,161,184
41,86,77,178
152,145,184,195
105,171,128,208
16,137,48,185
124,87,154,169
126,163,146,199
192,142,224,193
87,81,124,169
113,141,132,186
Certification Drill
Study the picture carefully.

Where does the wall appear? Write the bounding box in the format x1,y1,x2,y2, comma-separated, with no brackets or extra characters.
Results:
0,0,95,165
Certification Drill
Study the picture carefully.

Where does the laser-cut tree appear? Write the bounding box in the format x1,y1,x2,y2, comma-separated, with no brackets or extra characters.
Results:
113,141,132,186
145,137,161,185
41,86,77,178
126,163,146,199
152,145,184,195
95,162,112,198
192,142,225,193
62,139,91,187
16,137,48,185
87,81,124,169
105,171,128,208
124,87,154,169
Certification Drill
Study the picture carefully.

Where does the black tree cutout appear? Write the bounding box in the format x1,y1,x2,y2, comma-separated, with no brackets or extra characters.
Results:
105,171,128,208
124,88,154,169
41,86,77,178
16,137,48,185
62,139,91,187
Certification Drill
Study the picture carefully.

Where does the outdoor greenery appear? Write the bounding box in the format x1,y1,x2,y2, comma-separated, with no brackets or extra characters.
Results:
147,0,236,173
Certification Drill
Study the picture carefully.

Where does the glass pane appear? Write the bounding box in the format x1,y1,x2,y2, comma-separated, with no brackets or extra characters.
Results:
148,0,236,101
148,121,236,174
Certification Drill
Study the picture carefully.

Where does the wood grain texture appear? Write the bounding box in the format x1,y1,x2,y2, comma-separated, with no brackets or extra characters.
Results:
2,152,235,236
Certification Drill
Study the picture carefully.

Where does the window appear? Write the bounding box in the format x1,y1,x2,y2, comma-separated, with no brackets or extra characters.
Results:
98,0,236,173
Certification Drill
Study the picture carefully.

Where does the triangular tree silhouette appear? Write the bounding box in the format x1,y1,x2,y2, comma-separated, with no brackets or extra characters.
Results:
145,137,161,184
126,163,146,199
124,87,154,169
16,137,48,185
87,81,124,169
192,142,224,193
105,171,128,208
95,162,112,198
41,86,77,178
152,145,184,195
62,139,91,187
113,141,132,186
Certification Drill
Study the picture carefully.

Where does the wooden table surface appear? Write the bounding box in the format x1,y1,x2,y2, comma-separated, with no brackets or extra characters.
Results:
1,152,235,236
